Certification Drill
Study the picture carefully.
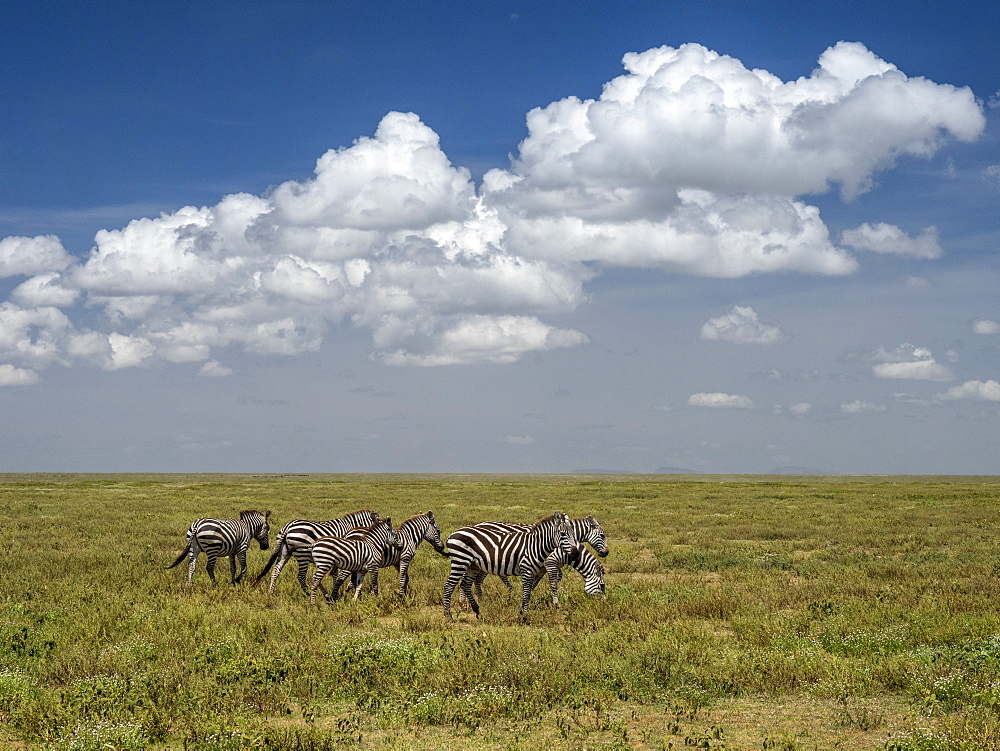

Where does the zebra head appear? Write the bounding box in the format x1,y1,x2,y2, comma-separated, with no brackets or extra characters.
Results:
583,515,609,558
384,517,402,550
555,513,575,557
242,509,271,550
583,559,606,598
423,511,445,553
367,516,402,551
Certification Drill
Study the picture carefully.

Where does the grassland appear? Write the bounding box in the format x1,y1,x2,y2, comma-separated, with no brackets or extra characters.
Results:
1,474,999,750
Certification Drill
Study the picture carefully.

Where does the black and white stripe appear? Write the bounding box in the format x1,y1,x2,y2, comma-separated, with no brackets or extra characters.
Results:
385,511,444,597
252,509,379,594
308,517,401,605
539,542,606,604
167,510,271,584
468,539,607,604
464,515,608,594
443,511,575,620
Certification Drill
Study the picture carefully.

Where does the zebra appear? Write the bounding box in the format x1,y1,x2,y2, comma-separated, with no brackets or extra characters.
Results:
467,538,607,605
251,509,379,594
167,510,271,585
323,512,443,597
442,511,576,620
308,517,401,605
463,515,609,596
385,511,445,597
539,542,606,605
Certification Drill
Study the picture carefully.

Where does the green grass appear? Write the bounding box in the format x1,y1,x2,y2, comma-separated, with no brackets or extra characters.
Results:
1,474,999,749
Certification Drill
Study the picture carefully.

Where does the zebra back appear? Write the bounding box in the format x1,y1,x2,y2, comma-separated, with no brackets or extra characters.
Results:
446,512,574,577
275,509,379,553
473,515,608,557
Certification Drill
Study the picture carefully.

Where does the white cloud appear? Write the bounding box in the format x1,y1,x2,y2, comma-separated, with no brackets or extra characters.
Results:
841,400,886,414
938,380,1000,401
377,314,588,366
841,223,942,259
0,364,40,386
10,273,80,308
789,402,812,415
973,320,1000,334
984,164,1000,183
872,344,955,381
199,360,233,377
0,42,985,375
688,392,754,409
701,305,784,344
0,235,72,277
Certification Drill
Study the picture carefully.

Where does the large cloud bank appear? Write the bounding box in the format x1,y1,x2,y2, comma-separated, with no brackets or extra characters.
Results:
0,42,984,381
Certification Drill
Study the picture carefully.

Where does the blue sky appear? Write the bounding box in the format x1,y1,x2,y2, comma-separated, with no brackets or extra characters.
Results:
1,1,997,473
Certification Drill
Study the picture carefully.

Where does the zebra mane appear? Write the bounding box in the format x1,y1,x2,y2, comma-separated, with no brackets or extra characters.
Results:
401,511,434,527
530,511,566,529
342,509,379,522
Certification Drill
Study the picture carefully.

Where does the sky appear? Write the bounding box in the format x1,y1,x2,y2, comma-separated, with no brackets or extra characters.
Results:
1,0,998,474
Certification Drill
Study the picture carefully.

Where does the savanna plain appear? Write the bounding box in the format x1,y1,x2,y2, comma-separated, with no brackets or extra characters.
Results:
2,474,1000,750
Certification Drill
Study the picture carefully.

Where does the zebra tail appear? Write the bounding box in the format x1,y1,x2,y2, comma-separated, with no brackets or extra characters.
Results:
250,545,283,586
166,544,191,569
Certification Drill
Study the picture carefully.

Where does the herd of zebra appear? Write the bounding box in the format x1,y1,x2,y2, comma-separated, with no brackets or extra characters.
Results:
166,508,609,619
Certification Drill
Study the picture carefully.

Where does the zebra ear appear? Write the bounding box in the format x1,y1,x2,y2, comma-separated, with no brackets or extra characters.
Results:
265,510,272,519
427,510,434,520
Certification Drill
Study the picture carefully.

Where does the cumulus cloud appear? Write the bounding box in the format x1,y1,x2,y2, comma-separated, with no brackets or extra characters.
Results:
841,223,942,259
938,380,1000,401
701,305,784,344
688,392,754,409
872,344,955,381
0,41,985,380
0,364,40,386
973,320,999,334
0,236,72,277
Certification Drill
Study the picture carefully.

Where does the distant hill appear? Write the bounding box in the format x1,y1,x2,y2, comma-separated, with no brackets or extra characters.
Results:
654,466,702,475
768,466,829,475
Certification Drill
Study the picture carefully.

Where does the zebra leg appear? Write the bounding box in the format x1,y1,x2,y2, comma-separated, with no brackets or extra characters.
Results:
443,563,472,619
331,570,351,602
544,561,561,605
459,575,480,617
519,566,544,619
473,570,488,600
498,575,514,591
397,555,411,597
233,549,249,584
205,553,218,583
266,546,292,594
309,563,331,606
295,556,311,595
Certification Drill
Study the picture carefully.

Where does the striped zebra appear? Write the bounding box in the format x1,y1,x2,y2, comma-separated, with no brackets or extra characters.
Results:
167,510,271,585
463,515,609,595
385,511,445,597
539,542,606,605
325,512,443,597
443,511,576,620
308,517,401,605
251,509,379,594
468,539,607,605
